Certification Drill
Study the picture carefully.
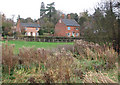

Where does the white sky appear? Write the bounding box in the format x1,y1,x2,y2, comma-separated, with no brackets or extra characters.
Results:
0,0,101,22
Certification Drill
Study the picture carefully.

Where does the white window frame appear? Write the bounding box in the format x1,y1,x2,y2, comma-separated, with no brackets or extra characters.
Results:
36,28,38,31
67,33,71,37
36,32,39,36
68,27,71,30
76,33,79,36
76,28,78,30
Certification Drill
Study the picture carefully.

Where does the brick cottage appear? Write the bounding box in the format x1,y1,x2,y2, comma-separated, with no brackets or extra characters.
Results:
16,19,40,36
54,14,80,37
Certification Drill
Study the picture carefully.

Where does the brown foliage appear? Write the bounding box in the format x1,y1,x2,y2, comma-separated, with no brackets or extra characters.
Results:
83,71,117,83
2,40,118,83
74,40,118,69
2,43,19,75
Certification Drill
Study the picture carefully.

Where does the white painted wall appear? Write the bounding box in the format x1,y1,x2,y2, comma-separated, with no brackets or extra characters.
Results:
28,32,31,36
33,32,35,36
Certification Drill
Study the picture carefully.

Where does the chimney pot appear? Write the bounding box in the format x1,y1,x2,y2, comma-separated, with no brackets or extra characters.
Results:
37,20,40,24
67,14,71,19
61,14,65,19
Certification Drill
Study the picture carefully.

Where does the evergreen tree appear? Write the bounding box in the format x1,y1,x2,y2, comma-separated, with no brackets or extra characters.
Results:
40,2,46,17
40,2,55,21
68,13,79,22
46,2,55,21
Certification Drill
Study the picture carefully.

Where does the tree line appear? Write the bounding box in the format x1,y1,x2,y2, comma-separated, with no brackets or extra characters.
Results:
79,0,119,53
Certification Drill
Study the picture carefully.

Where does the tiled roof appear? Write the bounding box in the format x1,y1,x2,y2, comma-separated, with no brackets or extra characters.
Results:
21,23,40,28
62,19,80,26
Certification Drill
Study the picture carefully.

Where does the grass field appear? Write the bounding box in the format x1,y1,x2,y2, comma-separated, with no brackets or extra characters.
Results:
2,40,73,54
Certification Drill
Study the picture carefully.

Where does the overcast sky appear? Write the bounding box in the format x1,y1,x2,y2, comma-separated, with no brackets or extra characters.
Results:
0,0,101,22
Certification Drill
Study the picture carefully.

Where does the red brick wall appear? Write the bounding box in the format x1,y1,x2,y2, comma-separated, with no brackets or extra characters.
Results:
54,19,80,37
65,26,80,37
16,19,25,33
54,19,67,37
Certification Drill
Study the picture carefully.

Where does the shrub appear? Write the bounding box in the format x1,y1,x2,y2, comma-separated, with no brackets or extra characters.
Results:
2,40,118,83
2,42,19,75
38,29,43,35
74,40,118,70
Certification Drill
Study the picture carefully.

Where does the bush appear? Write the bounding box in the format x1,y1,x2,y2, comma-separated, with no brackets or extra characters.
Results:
2,40,118,83
74,40,118,70
2,43,19,75
38,29,43,35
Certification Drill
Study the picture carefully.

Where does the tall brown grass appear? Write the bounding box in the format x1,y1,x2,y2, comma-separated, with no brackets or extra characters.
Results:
74,40,118,69
2,43,18,75
83,71,117,83
2,40,118,83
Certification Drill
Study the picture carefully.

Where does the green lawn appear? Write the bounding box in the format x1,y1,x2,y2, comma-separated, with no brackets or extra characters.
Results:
2,40,73,54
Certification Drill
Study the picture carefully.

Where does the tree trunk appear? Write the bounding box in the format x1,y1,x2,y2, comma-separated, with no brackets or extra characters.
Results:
118,19,120,55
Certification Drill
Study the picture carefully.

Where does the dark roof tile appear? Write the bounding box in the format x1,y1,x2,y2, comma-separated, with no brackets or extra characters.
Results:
21,23,40,28
62,19,80,26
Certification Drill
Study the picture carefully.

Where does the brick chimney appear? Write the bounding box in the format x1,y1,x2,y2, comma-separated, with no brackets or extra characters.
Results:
67,14,71,19
16,18,21,32
61,14,65,19
37,20,40,24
